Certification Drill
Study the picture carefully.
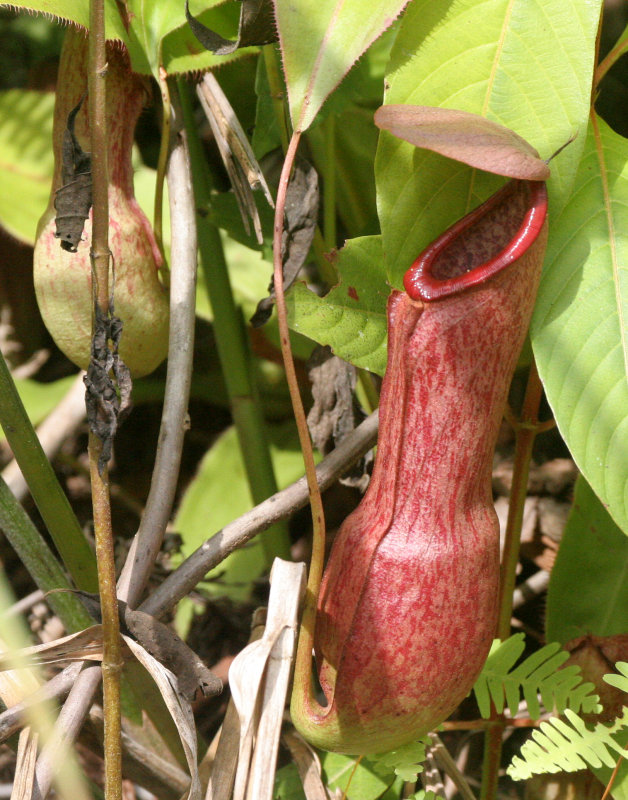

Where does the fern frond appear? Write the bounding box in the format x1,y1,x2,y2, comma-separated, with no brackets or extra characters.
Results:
604,661,628,694
508,707,628,781
473,634,600,719
371,738,429,781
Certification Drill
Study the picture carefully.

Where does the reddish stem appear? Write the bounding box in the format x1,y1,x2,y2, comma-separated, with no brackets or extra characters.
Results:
272,131,327,698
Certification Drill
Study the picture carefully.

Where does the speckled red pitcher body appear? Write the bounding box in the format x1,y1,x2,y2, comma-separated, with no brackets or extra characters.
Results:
293,179,548,754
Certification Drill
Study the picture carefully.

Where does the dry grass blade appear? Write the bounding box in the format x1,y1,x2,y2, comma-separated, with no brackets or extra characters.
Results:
0,664,80,743
282,730,330,800
229,559,306,800
123,635,201,800
197,73,273,243
204,610,266,800
12,727,38,800
0,626,106,669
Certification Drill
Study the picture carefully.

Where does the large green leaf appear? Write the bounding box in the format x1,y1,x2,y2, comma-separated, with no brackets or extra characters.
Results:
5,0,129,41
161,3,259,74
545,476,628,645
321,752,393,800
173,423,307,602
125,0,231,75
273,0,409,132
0,90,54,244
532,115,628,536
286,236,389,375
375,0,602,287
7,0,237,75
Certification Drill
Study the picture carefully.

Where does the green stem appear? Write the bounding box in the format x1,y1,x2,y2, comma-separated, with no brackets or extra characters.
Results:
0,352,98,592
154,69,172,282
322,114,336,252
496,361,545,639
88,3,122,796
356,370,380,414
0,476,93,632
479,359,547,800
178,79,290,563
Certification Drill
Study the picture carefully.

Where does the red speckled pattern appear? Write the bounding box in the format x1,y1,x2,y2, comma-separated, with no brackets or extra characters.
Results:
300,181,548,754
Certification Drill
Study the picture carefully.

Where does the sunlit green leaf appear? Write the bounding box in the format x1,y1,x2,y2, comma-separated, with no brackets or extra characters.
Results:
322,752,393,800
173,423,307,602
161,3,259,74
5,0,129,41
546,476,628,644
532,116,628,536
274,0,409,132
286,236,389,375
0,90,54,244
376,0,602,286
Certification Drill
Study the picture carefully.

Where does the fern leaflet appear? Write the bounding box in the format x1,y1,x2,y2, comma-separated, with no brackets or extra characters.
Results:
371,738,429,782
604,661,628,693
508,707,628,780
473,634,600,719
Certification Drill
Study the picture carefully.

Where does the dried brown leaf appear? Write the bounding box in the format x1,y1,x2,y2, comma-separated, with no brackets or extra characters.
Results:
0,626,105,670
123,635,202,800
54,96,92,252
251,157,319,327
11,728,37,800
374,105,550,180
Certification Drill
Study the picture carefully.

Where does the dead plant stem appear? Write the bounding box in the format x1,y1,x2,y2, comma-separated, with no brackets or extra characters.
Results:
88,2,122,797
141,409,379,619
117,82,197,609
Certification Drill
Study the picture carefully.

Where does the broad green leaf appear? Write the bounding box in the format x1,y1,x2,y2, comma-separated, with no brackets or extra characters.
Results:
376,0,602,286
322,752,393,800
532,115,628,536
7,0,234,75
273,0,410,132
173,423,307,602
274,764,307,800
0,90,54,244
286,236,389,375
5,0,129,41
159,2,260,75
124,0,223,75
307,109,380,237
545,476,628,645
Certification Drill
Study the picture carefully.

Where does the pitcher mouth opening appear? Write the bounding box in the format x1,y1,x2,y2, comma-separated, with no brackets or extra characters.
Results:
403,179,548,302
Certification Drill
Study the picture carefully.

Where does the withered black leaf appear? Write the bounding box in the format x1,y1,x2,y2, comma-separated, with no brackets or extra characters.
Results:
185,0,277,55
250,156,319,327
54,96,92,252
78,592,222,700
84,303,132,474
